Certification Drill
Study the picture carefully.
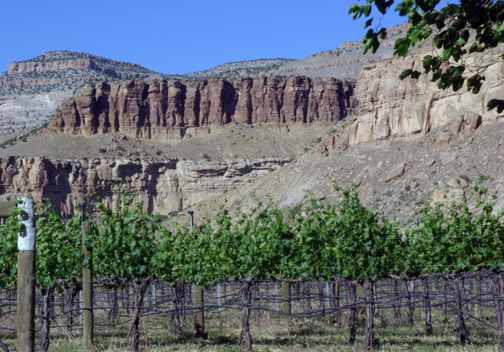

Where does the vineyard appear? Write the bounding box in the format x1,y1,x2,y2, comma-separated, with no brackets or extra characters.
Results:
2,181,504,351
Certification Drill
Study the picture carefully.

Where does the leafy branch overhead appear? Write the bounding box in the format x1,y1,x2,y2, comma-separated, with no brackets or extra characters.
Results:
349,0,504,112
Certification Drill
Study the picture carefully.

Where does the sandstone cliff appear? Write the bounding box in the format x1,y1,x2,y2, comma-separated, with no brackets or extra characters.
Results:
0,156,287,218
0,23,408,139
335,47,504,149
48,77,356,139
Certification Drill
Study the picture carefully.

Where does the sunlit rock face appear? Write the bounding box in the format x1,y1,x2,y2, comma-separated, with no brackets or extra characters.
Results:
48,77,356,138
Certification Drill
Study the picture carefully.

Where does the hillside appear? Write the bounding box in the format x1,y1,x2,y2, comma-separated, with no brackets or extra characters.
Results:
0,51,157,141
179,23,410,81
0,20,502,225
1,51,157,98
267,23,410,80
0,22,410,141
181,58,295,79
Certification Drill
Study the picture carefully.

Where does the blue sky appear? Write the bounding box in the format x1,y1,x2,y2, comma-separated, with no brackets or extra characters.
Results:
1,0,405,75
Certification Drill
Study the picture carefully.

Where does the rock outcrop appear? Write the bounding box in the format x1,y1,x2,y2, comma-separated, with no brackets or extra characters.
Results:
48,77,356,139
8,59,95,75
0,156,287,218
0,78,64,88
6,51,152,78
0,93,68,136
336,47,504,148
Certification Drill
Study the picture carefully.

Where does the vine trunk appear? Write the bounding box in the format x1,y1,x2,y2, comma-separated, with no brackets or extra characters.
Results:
448,278,469,344
239,276,253,352
331,280,341,327
347,281,357,345
39,287,53,352
130,279,150,351
63,286,77,339
171,282,184,334
422,279,433,335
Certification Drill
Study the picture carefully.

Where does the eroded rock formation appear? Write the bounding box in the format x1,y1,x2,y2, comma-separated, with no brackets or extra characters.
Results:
336,48,504,148
0,156,287,217
48,77,356,139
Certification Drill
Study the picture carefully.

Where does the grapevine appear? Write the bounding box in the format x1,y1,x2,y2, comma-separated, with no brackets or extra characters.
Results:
1,184,504,351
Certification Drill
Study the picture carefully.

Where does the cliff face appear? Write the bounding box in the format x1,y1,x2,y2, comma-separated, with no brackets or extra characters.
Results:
6,51,152,78
0,93,68,136
8,59,95,74
0,156,287,218
48,76,356,139
336,48,504,148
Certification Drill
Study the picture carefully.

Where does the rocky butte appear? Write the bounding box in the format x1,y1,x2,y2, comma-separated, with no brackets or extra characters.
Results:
48,76,355,139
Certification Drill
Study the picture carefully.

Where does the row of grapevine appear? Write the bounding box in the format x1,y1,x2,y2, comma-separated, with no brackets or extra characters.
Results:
1,181,504,351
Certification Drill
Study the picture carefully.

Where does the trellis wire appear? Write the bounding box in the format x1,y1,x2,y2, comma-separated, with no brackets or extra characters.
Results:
0,277,501,334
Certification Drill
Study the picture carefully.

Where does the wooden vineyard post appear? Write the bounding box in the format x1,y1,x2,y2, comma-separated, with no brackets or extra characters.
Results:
81,205,94,351
222,282,227,304
474,279,482,319
193,284,204,338
275,283,279,311
282,282,291,316
358,284,366,321
17,198,36,352
217,283,221,312
189,210,205,338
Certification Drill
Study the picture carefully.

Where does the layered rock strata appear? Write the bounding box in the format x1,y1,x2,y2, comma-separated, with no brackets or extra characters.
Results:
48,77,356,139
6,51,151,78
7,59,96,75
0,156,287,218
336,48,504,149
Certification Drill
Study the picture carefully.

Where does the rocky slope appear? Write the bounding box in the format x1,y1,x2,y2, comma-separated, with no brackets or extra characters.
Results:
268,23,410,80
0,118,326,217
48,77,355,139
184,118,504,228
